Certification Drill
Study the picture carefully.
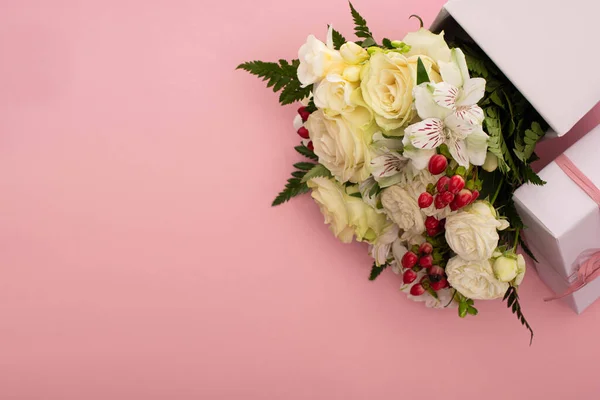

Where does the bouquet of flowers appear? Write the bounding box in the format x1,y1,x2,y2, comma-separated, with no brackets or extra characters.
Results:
238,3,547,342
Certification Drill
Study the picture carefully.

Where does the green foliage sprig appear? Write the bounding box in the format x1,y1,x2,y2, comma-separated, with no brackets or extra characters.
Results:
349,2,377,47
369,262,388,280
503,286,534,345
236,60,312,105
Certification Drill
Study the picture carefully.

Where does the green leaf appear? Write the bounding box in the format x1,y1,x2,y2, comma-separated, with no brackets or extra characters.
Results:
464,52,489,78
237,59,311,105
330,26,347,50
294,145,318,161
467,306,478,316
503,199,524,229
519,236,538,263
301,164,332,183
502,286,534,345
514,121,545,163
522,165,546,186
485,106,517,176
369,262,388,281
416,57,430,85
381,38,394,49
272,176,310,206
293,162,317,171
349,2,376,46
349,192,362,198
458,302,468,318
291,170,307,179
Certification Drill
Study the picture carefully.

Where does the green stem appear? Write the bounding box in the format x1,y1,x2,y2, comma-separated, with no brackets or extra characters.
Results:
491,181,503,205
513,228,520,252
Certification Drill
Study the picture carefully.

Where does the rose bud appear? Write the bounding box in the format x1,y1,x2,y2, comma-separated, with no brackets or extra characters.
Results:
419,242,433,255
418,192,434,208
401,251,418,269
436,176,451,193
410,283,426,296
428,154,448,175
449,175,465,194
403,269,418,284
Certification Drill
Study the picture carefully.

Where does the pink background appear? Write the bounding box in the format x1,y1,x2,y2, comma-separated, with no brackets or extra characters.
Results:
1,0,599,399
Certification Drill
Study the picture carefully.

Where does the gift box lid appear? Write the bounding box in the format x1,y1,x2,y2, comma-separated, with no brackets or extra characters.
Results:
431,0,600,137
513,124,600,279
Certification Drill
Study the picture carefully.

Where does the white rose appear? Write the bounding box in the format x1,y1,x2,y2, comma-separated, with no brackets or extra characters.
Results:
446,256,509,300
381,185,425,236
305,110,373,183
308,177,387,243
361,52,441,133
402,28,452,63
340,41,369,64
297,31,345,87
444,201,509,261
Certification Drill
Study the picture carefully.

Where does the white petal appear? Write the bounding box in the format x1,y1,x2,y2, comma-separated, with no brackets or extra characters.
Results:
445,113,476,141
432,82,460,110
402,146,437,170
458,78,486,106
370,152,408,179
414,85,452,120
465,127,489,166
326,25,334,49
439,60,463,88
392,240,408,266
293,114,304,131
405,118,445,150
448,139,469,167
453,105,484,126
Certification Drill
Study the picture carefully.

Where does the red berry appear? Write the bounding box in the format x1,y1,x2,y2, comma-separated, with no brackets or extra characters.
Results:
403,269,418,284
419,255,433,269
401,251,418,269
436,176,451,193
418,192,434,208
425,216,439,230
428,154,448,175
455,189,473,208
297,126,310,139
307,141,314,151
470,189,480,204
449,175,465,194
429,265,444,277
449,199,460,211
430,278,448,291
419,242,433,255
434,194,446,209
410,283,426,296
441,191,454,204
426,227,439,237
298,106,310,122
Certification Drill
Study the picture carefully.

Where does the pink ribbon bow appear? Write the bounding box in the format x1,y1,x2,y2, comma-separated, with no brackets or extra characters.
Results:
544,154,600,301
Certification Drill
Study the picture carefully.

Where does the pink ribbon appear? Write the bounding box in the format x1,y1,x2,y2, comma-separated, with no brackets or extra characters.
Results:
544,154,600,301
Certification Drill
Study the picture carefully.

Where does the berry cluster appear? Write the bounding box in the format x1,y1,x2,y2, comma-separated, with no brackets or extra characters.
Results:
418,154,480,213
401,242,449,297
296,106,314,150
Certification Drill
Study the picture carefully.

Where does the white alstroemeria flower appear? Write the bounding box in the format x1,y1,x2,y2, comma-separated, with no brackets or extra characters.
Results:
404,48,488,167
369,224,400,266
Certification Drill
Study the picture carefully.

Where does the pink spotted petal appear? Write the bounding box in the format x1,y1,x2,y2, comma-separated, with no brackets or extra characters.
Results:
448,139,469,167
406,118,445,150
453,105,484,126
432,82,460,110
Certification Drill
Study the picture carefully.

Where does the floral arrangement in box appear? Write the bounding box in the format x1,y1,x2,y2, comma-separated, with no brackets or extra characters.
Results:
238,3,547,343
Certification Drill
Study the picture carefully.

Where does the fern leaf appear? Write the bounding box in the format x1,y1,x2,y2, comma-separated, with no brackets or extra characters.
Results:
294,145,318,161
349,2,376,46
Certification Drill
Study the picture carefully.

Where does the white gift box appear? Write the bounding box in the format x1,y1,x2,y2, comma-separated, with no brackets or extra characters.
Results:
513,124,600,314
431,0,600,137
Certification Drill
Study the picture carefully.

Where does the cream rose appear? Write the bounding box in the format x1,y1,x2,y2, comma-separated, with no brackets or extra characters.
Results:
446,256,509,300
297,33,345,87
305,110,373,183
313,76,373,127
361,52,441,133
444,201,509,261
308,177,387,243
380,185,425,236
493,253,526,285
